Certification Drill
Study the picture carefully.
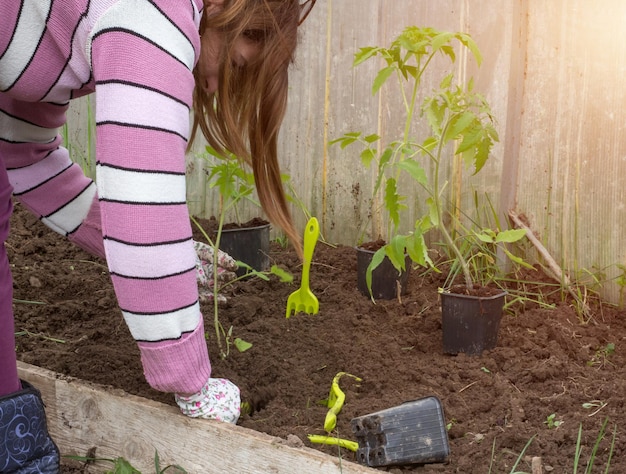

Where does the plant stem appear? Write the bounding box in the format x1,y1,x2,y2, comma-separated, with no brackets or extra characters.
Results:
433,116,473,291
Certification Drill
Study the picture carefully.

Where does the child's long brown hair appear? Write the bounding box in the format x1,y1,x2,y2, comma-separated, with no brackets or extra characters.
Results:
190,0,305,257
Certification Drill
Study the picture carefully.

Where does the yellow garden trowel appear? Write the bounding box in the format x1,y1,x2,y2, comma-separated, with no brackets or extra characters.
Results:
286,217,319,318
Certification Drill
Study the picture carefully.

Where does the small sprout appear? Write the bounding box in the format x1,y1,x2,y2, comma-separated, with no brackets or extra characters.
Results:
587,342,615,369
544,413,563,429
582,400,608,417
480,366,491,374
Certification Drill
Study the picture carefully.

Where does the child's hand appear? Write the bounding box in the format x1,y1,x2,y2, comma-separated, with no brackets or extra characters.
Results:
175,378,241,424
193,241,238,303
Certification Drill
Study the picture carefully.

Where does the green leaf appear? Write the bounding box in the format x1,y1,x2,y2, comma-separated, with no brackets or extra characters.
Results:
397,160,428,186
234,338,253,352
503,248,535,269
111,458,141,474
270,265,293,283
495,228,527,243
426,197,439,226
455,125,481,154
386,235,408,271
475,228,497,243
384,178,406,230
354,46,381,66
360,148,377,168
364,133,381,144
366,248,387,299
445,111,476,143
372,66,395,95
431,32,455,53
405,232,432,268
457,33,483,66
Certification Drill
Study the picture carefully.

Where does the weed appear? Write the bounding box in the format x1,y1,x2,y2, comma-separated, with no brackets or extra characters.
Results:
66,449,187,473
14,330,65,344
615,264,626,308
587,343,615,369
573,417,616,473
544,413,563,429
582,400,608,417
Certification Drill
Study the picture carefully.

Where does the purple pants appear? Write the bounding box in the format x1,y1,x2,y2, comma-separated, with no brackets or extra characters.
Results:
0,161,20,396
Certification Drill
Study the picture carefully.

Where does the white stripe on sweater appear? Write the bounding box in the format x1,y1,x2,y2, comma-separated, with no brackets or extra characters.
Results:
0,0,52,89
42,182,97,234
90,0,196,69
96,165,186,204
0,109,57,143
122,303,200,342
105,239,196,279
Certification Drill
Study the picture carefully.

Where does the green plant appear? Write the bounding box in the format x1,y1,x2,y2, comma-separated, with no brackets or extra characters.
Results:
201,145,258,226
582,400,608,417
196,146,264,358
332,26,520,295
66,449,187,473
573,417,616,473
544,413,563,429
615,264,626,308
487,434,535,474
192,214,291,359
587,343,615,369
14,330,65,344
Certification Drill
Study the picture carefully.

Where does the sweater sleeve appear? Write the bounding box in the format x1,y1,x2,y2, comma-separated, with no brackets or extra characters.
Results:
89,0,210,394
0,96,105,259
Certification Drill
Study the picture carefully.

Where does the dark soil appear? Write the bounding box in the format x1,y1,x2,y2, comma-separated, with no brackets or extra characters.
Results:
8,201,626,473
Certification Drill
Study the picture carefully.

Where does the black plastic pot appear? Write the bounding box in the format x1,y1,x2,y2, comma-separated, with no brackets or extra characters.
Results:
219,222,270,277
440,289,506,356
356,247,410,300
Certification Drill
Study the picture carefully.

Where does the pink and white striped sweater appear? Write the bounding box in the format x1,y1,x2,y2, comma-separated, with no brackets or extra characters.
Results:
0,0,212,394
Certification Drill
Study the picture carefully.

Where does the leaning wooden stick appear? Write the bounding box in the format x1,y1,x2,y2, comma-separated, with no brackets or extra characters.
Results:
508,210,590,318
508,210,570,284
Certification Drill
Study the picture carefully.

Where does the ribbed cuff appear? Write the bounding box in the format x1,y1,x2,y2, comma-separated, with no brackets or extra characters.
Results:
137,318,212,394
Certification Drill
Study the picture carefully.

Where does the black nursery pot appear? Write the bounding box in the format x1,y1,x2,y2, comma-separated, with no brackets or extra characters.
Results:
356,247,410,300
219,222,270,277
440,289,507,356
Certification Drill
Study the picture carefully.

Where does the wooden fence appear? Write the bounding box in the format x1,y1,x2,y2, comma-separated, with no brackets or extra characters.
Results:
66,0,626,303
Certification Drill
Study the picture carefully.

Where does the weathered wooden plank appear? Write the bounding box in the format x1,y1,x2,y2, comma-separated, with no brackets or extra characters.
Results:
17,362,375,474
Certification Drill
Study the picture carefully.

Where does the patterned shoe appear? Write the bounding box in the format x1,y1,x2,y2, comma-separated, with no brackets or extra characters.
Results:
0,381,60,473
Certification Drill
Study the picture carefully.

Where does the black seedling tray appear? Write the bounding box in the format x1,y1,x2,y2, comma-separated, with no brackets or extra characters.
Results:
350,396,450,467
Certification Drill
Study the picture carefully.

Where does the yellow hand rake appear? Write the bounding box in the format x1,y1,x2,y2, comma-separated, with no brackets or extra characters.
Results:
286,217,319,318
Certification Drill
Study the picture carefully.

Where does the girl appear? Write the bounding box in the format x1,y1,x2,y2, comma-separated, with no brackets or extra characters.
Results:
0,0,314,471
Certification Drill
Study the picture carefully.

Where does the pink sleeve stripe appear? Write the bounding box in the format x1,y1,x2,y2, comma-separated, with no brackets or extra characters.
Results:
95,82,190,140
92,31,194,105
105,238,196,280
8,149,73,195
95,125,187,174
0,94,69,129
0,4,21,55
0,138,62,170
100,202,193,245
111,270,198,315
15,162,93,217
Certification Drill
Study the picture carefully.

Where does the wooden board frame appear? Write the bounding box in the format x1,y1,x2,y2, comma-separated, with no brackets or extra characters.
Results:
17,362,375,474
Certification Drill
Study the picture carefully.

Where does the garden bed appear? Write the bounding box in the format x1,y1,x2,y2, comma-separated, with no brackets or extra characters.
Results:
9,202,626,473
